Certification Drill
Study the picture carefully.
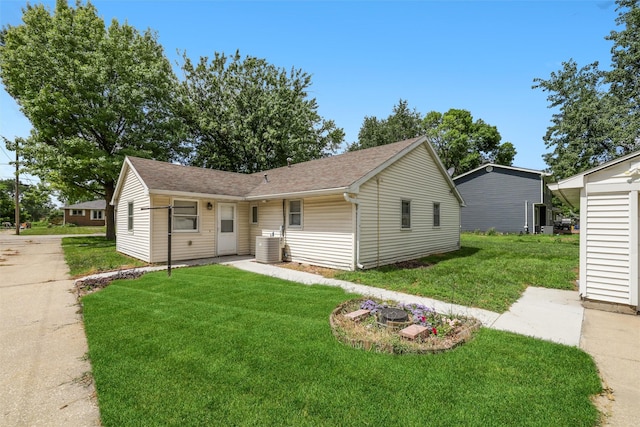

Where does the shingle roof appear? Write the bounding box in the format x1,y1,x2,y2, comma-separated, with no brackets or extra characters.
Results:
247,137,421,197
114,137,463,203
127,157,262,197
64,200,106,210
121,137,444,200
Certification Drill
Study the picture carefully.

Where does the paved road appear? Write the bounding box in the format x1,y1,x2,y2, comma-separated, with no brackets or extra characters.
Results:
0,232,100,426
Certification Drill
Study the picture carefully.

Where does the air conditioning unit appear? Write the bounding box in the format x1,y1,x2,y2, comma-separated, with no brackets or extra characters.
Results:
255,236,282,264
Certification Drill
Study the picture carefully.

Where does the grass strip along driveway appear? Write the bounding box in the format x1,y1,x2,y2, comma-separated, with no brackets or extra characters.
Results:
62,236,147,277
336,233,580,313
82,264,601,426
18,224,106,235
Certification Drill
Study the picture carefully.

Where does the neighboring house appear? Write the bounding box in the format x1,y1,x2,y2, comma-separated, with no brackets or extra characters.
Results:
548,151,640,313
63,200,106,226
111,136,465,271
453,164,553,234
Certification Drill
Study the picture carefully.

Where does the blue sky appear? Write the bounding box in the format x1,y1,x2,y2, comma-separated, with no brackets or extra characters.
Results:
0,0,621,184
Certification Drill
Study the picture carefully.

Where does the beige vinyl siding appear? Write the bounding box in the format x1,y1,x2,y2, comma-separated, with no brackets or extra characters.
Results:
284,195,354,270
150,195,216,262
584,193,631,304
237,202,250,255
358,144,460,268
258,201,286,237
115,167,151,262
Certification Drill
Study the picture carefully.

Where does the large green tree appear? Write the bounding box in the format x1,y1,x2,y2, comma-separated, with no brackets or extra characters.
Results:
0,178,56,223
533,61,614,179
535,0,640,180
348,99,424,151
349,101,514,176
424,109,516,176
177,51,344,172
0,0,183,239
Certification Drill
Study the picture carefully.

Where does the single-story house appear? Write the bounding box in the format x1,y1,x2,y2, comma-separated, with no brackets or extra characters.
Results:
548,151,640,313
111,136,465,271
63,200,106,226
453,163,553,234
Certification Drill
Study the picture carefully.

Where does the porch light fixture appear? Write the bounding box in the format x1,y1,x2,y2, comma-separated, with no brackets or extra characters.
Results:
207,202,213,210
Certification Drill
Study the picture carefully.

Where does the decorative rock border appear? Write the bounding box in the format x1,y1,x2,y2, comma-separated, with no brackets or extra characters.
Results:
330,298,482,355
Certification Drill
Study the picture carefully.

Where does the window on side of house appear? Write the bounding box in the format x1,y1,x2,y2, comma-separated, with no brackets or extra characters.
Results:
433,202,441,227
91,210,103,220
127,202,134,231
71,209,84,216
173,199,198,231
401,200,411,229
251,205,259,224
288,200,302,228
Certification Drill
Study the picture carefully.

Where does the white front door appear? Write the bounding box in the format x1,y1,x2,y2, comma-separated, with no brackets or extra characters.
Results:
217,203,237,255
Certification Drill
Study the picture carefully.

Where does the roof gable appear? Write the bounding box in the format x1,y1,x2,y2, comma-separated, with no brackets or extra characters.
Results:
548,149,640,209
453,163,547,182
246,137,425,198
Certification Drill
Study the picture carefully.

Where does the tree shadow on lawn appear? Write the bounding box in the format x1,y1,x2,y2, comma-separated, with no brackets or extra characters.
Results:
376,246,481,272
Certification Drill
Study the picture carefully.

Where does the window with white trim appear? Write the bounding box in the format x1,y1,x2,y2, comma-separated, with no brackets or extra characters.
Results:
251,205,258,224
433,202,441,227
288,200,302,228
127,202,134,231
173,200,198,231
401,200,411,229
91,210,103,220
71,209,84,216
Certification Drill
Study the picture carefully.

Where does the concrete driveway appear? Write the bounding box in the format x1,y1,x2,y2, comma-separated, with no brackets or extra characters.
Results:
0,232,100,426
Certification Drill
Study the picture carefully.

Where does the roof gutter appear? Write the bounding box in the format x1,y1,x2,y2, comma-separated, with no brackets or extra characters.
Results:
149,189,244,201
246,186,350,201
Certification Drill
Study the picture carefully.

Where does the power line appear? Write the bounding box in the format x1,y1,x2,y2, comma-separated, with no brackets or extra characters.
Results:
0,144,14,162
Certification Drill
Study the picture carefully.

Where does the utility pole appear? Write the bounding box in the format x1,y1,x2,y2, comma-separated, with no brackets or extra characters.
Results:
14,145,20,236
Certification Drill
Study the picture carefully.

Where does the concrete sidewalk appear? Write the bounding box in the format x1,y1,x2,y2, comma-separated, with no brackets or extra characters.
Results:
222,259,586,345
0,234,100,426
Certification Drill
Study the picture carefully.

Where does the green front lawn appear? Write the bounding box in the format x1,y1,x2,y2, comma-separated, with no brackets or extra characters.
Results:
62,236,147,277
82,265,601,427
335,233,580,313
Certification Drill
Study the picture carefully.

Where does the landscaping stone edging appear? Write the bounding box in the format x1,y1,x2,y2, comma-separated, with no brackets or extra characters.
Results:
330,298,482,355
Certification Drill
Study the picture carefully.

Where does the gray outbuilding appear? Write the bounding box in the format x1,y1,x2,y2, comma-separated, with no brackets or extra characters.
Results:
453,164,553,234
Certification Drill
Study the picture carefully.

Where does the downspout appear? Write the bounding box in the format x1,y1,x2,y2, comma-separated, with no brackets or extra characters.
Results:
524,200,529,233
281,199,287,259
376,177,380,267
343,193,362,269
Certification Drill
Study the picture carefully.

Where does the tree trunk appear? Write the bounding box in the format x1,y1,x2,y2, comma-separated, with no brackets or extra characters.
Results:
105,182,116,241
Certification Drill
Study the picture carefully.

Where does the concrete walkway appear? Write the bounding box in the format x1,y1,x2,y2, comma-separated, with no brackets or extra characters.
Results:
0,233,100,426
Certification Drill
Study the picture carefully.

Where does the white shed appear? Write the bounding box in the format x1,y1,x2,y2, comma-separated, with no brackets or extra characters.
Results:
548,151,640,313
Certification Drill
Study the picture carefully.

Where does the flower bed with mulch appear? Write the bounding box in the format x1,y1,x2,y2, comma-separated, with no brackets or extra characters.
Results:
330,298,481,354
